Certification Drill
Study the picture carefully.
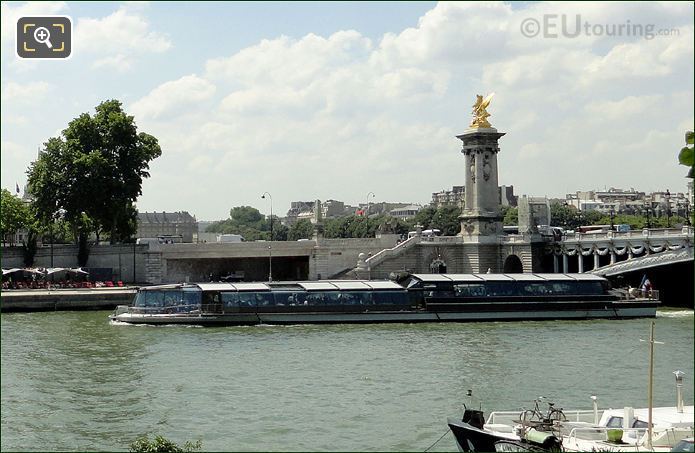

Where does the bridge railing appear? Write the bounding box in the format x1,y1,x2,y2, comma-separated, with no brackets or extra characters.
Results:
365,235,420,268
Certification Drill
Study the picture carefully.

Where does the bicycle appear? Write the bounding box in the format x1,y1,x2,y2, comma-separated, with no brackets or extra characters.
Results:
519,397,567,428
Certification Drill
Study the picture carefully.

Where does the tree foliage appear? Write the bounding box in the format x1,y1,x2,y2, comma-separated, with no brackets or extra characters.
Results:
407,205,461,235
1,189,31,245
678,130,694,178
129,435,201,453
501,206,518,226
26,99,162,244
207,206,288,241
288,219,314,240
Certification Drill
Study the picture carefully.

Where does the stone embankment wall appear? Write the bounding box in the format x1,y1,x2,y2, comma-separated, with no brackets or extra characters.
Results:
1,288,136,312
1,244,148,283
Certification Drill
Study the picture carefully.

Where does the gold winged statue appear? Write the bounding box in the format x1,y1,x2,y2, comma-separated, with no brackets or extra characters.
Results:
470,93,495,129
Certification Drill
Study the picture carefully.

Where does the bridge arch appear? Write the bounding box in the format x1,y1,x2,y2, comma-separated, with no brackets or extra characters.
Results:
503,254,523,273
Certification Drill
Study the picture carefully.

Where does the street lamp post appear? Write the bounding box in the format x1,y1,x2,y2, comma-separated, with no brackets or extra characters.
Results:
261,192,273,282
609,207,615,231
665,189,671,228
365,192,375,216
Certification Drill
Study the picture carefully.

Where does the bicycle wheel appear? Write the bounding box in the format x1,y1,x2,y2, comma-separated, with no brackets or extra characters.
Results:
548,408,567,422
520,409,540,424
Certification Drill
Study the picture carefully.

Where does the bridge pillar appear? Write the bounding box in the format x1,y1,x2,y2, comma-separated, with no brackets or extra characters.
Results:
457,128,505,240
593,251,600,270
628,248,633,259
578,253,584,273
553,255,559,273
610,249,616,265
562,254,568,273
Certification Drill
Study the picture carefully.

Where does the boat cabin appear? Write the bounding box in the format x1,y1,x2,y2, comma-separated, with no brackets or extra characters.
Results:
404,273,613,301
129,280,411,315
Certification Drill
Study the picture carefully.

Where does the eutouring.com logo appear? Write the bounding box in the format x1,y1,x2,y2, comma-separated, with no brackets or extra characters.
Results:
520,15,680,40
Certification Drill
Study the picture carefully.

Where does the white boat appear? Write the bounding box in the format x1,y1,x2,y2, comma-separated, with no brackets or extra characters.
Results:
448,396,694,452
562,404,694,451
448,324,694,452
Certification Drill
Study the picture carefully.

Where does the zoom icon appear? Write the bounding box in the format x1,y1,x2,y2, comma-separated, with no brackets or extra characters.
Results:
17,16,72,59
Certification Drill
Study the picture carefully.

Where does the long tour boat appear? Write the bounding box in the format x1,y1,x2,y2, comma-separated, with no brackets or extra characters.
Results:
109,273,659,326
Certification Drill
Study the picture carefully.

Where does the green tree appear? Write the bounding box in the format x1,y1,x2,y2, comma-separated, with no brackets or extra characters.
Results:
430,205,461,235
410,206,437,229
501,206,518,226
26,99,162,244
678,130,694,178
288,219,314,240
229,206,264,226
549,201,580,229
206,206,271,240
0,189,31,246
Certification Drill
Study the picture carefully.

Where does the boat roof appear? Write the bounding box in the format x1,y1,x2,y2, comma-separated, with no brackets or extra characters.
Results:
298,282,341,291
601,406,695,427
409,273,607,283
196,283,270,292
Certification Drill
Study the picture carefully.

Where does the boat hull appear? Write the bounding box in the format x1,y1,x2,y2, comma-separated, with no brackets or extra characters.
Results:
111,302,657,326
448,418,514,452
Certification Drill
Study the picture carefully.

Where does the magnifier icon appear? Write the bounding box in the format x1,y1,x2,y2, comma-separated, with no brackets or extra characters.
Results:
33,27,53,49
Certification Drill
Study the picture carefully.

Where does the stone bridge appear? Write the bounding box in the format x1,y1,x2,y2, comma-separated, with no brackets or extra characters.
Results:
551,226,693,274
355,226,693,282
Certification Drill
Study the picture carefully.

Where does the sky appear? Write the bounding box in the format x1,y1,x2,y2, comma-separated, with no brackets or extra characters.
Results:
1,1,693,221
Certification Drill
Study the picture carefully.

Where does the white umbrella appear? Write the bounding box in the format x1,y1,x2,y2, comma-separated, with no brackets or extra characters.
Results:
2,268,23,276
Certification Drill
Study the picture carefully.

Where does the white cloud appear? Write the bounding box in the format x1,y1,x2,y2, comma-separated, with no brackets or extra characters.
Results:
71,5,170,71
3,1,693,218
1,80,51,102
584,95,663,120
91,53,132,72
1,139,25,159
1,1,67,43
130,74,216,119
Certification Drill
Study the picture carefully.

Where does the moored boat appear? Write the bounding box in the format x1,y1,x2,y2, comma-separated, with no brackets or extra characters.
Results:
448,397,694,452
109,273,659,326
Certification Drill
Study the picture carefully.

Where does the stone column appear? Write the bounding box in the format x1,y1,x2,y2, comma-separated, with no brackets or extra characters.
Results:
578,253,584,273
553,255,559,273
610,248,616,264
562,254,569,273
593,251,600,270
457,128,505,243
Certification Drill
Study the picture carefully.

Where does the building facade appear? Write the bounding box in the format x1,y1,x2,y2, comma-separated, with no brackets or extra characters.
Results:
136,211,198,243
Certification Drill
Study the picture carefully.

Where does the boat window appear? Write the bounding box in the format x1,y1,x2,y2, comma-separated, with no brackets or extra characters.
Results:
486,282,516,296
305,292,336,306
605,416,624,428
238,292,257,307
182,289,201,305
144,290,166,307
577,281,604,295
521,283,550,296
163,291,181,307
550,282,573,295
221,292,239,308
372,291,408,305
454,284,487,297
632,420,649,429
273,291,308,306
255,292,275,307
202,291,220,305
133,292,147,307
340,291,372,305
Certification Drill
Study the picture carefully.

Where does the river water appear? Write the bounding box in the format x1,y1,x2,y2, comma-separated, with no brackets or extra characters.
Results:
1,310,693,451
